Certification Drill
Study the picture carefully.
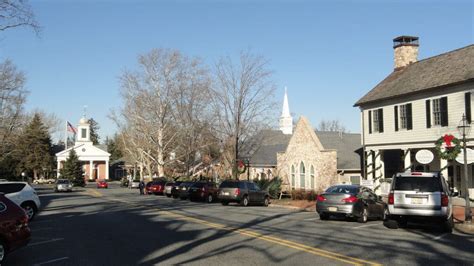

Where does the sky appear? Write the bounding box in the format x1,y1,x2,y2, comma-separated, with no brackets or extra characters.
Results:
0,0,472,142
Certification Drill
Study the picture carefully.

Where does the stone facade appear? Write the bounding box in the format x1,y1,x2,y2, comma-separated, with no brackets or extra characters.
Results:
277,117,338,192
394,45,418,69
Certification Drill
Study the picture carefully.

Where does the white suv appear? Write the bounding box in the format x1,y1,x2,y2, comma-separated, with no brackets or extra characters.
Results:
0,182,41,221
386,171,455,232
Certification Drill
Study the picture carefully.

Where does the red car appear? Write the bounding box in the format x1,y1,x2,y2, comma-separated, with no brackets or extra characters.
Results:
96,180,108,189
145,181,166,195
0,193,31,264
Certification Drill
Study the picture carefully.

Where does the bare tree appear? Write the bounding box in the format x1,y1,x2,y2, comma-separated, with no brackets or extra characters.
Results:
112,49,211,178
0,59,27,160
0,0,40,34
211,50,276,179
316,119,348,133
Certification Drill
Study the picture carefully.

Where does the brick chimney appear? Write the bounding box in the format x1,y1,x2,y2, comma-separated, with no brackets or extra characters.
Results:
393,36,419,70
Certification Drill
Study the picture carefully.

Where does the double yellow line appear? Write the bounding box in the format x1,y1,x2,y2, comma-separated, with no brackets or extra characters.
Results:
85,190,381,265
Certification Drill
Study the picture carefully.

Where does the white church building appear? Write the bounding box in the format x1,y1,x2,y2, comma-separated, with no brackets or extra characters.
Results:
56,117,111,180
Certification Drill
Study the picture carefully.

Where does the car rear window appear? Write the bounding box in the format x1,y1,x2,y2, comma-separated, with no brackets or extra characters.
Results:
219,181,239,188
393,176,442,192
0,202,6,212
325,186,359,194
193,183,205,188
57,180,69,184
0,183,26,194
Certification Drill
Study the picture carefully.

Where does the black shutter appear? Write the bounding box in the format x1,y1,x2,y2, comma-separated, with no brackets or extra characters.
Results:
378,109,384,133
426,100,431,128
368,110,372,134
465,92,471,123
407,103,413,130
441,97,448,126
394,106,399,131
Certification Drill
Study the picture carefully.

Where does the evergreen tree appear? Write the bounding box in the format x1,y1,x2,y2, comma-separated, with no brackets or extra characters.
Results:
106,134,123,162
60,149,84,186
88,118,100,145
15,113,53,179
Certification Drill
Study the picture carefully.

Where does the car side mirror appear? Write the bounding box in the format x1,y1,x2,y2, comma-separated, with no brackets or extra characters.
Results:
452,191,459,197
377,195,382,201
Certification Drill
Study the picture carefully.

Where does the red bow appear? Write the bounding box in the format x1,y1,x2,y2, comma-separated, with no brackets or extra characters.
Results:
443,134,454,147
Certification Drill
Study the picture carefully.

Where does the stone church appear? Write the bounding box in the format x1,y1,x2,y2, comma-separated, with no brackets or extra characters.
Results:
243,90,362,192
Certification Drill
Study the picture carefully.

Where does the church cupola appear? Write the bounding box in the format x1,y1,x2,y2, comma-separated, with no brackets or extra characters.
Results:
76,117,91,143
279,87,293,135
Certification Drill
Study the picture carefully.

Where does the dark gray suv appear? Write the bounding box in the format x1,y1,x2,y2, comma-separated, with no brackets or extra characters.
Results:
386,171,456,232
218,180,270,207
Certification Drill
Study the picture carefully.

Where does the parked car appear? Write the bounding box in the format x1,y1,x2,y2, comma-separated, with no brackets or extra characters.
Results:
96,179,108,189
129,180,140,189
55,179,73,192
145,181,166,195
0,182,41,221
316,185,386,223
120,178,129,187
164,182,176,197
33,178,55,185
0,193,31,264
178,182,195,200
386,171,455,232
218,180,270,207
189,181,218,203
170,181,183,198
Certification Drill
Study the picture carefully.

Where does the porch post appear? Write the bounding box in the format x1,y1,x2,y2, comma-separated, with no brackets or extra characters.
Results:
105,160,109,180
403,149,411,171
366,150,373,180
440,159,448,182
374,150,384,192
57,160,61,178
89,160,93,180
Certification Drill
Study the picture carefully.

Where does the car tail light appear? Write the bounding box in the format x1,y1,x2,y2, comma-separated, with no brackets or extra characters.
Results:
441,193,449,207
411,172,423,175
317,195,326,202
388,192,394,205
235,188,240,196
342,195,358,203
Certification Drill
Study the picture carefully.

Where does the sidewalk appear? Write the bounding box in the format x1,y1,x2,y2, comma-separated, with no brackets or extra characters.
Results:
452,197,474,235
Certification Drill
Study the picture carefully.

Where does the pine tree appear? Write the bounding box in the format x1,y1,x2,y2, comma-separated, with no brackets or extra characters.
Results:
60,149,84,186
15,113,54,179
88,118,100,145
106,134,123,162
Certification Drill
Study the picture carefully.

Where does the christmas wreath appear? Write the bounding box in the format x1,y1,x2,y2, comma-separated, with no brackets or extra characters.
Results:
435,134,461,160
237,160,247,174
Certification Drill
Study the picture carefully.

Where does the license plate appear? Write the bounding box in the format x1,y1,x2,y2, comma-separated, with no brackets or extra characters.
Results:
328,207,337,212
411,198,425,204
223,192,229,196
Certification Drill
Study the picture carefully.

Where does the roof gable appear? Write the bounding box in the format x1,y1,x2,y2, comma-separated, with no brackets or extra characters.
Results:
56,143,110,158
355,45,474,107
315,131,362,170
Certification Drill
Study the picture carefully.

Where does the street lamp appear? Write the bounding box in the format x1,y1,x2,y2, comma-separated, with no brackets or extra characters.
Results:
21,172,26,182
457,113,472,223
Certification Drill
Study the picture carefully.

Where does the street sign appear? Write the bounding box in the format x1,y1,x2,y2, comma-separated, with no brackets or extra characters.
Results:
360,179,374,188
455,148,474,164
415,149,434,165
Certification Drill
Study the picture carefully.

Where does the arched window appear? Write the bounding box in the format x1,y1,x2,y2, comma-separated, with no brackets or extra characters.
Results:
300,162,305,189
291,165,295,188
310,165,315,189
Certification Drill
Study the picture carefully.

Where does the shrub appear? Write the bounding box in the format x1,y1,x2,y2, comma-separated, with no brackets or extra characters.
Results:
291,189,317,201
255,176,282,199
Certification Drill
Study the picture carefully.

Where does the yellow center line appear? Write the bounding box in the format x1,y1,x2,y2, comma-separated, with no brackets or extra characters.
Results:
87,194,381,266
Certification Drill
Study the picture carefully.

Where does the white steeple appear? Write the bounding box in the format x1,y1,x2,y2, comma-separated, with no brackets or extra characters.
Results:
76,116,92,145
279,87,293,134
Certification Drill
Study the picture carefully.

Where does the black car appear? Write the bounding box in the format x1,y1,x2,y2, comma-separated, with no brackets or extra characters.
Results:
218,180,270,207
188,182,218,203
316,185,386,223
178,182,195,200
170,181,183,198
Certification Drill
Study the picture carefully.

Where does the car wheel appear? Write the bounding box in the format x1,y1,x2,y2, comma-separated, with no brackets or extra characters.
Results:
357,207,368,223
263,197,269,207
166,194,171,198
443,216,454,233
207,194,213,203
0,239,5,264
319,213,329,220
240,196,249,207
22,203,36,221
221,201,229,206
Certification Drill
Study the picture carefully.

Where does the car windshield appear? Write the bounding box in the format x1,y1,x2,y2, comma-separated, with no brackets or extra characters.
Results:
325,186,359,194
219,181,239,188
394,176,442,192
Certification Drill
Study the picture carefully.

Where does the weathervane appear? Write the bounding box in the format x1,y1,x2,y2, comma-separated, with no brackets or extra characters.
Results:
83,105,88,118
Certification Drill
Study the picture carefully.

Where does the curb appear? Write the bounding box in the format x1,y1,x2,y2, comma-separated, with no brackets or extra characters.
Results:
454,223,474,235
269,203,315,212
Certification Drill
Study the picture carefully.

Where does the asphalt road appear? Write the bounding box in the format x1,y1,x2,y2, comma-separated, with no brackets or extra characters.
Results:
4,183,474,265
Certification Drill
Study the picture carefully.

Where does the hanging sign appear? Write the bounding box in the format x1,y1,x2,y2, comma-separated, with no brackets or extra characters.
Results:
455,148,474,164
415,149,434,165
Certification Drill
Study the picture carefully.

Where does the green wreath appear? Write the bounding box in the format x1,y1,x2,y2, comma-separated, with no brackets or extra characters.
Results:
435,134,461,160
237,160,247,174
